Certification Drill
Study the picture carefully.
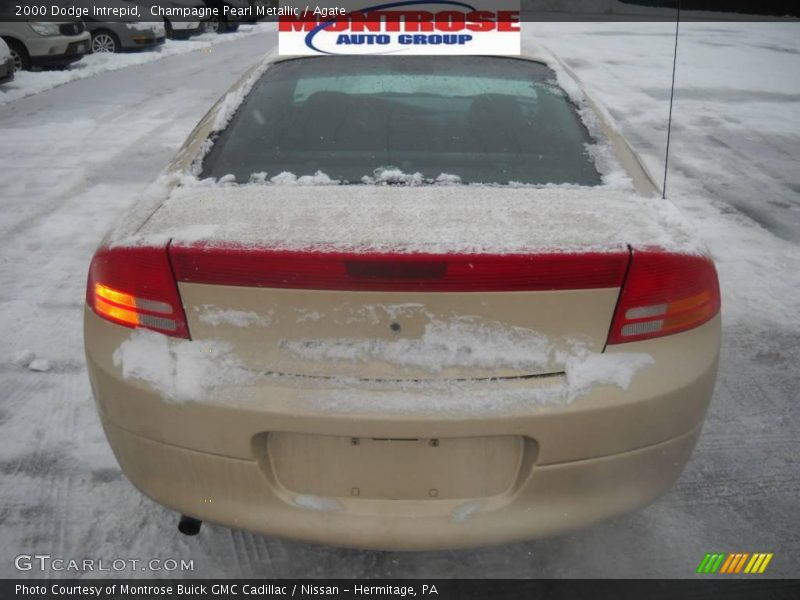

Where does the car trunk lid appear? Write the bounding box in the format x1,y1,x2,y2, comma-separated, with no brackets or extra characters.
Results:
132,184,699,380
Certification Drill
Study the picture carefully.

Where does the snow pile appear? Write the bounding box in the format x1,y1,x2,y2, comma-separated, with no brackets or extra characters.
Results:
216,174,238,186
210,55,274,132
362,168,425,186
295,310,324,323
112,330,252,403
209,170,467,187
354,303,426,324
0,23,276,107
451,500,484,524
111,319,653,413
268,171,341,186
308,349,653,416
197,306,271,328
565,350,654,392
283,317,654,414
28,359,51,373
434,173,463,186
8,350,51,372
293,495,344,513
281,317,653,399
282,318,564,374
357,169,470,187
9,350,37,367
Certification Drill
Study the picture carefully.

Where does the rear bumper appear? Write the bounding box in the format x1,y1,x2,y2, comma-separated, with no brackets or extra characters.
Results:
102,417,702,550
30,38,90,66
168,21,205,38
0,57,13,83
125,32,161,49
86,309,720,549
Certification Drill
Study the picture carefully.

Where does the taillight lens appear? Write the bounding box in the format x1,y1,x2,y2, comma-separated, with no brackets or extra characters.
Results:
86,245,189,338
607,249,720,344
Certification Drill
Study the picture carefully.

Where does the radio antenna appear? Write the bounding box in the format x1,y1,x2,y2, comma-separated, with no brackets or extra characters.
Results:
663,0,681,199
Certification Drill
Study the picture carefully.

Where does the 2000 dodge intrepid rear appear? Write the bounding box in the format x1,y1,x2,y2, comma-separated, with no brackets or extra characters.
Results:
84,51,721,549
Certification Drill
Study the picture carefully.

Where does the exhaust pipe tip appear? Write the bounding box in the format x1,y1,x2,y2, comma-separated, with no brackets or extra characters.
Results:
178,515,202,536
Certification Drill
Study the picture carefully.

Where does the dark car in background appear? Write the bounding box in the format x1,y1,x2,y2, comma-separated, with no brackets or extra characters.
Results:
0,38,14,83
74,0,165,53
127,0,210,39
202,0,249,33
86,20,165,53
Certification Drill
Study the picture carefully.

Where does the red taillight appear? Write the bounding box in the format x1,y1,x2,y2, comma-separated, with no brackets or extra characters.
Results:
607,249,720,345
169,244,631,292
86,245,189,338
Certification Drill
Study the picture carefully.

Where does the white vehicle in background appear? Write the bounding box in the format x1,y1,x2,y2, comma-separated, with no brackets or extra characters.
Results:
73,0,165,53
0,19,91,72
86,20,166,53
126,0,211,39
0,38,13,83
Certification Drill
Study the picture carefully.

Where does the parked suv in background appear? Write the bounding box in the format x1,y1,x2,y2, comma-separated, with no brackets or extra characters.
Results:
0,38,14,83
202,0,249,33
0,20,91,72
127,0,210,39
86,20,166,53
75,0,165,53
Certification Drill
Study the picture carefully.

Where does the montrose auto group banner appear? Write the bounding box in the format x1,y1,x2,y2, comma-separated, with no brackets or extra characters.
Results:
277,1,521,56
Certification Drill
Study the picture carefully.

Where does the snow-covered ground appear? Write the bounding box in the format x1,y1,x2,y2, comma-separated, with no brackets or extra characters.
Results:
0,23,274,107
0,23,798,578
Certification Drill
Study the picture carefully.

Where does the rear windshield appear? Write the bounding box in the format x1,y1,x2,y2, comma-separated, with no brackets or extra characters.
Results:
202,56,602,186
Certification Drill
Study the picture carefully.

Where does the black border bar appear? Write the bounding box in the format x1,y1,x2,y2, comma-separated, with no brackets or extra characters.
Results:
4,579,800,600
0,1,798,23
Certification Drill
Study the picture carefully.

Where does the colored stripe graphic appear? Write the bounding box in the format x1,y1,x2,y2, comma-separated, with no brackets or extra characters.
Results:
734,553,750,573
744,553,774,574
697,553,773,574
697,553,726,574
719,553,737,573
